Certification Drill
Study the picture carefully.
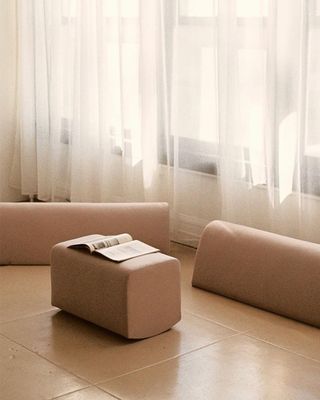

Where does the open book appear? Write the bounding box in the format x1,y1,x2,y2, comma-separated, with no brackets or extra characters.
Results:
68,233,159,262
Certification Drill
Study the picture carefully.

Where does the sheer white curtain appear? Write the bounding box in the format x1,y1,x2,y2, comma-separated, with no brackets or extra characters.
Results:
215,0,319,237
170,0,320,243
11,0,169,203
12,0,320,245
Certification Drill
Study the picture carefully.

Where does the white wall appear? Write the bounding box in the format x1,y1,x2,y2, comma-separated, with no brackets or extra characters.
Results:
0,0,22,201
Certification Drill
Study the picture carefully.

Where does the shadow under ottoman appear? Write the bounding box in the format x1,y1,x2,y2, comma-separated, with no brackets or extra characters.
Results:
51,242,181,339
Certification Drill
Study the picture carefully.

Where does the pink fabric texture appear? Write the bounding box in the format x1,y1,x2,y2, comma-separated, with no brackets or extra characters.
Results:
192,220,320,328
0,202,170,265
51,241,181,339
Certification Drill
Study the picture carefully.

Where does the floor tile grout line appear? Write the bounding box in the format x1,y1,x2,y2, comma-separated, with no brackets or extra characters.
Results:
0,314,247,390
94,331,246,386
0,330,93,388
182,308,248,333
50,386,122,400
0,307,58,326
50,387,94,400
93,386,123,400
183,310,320,365
243,332,320,365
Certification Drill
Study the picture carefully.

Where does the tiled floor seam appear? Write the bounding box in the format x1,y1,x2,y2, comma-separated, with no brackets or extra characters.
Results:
0,330,93,387
244,332,320,364
94,331,246,386
0,308,57,326
183,308,247,333
50,387,95,400
50,386,122,400
94,386,123,400
0,324,245,389
184,310,320,365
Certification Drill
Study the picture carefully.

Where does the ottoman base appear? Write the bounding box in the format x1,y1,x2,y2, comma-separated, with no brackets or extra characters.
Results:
51,242,181,339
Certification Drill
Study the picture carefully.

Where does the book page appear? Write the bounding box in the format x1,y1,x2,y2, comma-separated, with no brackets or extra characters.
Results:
68,233,132,253
95,240,159,262
89,233,132,252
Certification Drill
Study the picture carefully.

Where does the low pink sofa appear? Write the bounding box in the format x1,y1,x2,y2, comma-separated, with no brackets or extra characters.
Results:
0,202,170,265
192,220,320,328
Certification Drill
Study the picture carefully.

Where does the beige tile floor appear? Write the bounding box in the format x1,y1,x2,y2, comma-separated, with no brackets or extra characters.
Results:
0,243,319,400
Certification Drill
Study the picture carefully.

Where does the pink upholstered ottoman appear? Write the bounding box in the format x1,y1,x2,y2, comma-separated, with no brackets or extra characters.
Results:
51,240,181,339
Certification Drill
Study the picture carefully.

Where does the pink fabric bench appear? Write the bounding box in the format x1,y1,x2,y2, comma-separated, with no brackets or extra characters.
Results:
192,220,320,328
0,202,170,265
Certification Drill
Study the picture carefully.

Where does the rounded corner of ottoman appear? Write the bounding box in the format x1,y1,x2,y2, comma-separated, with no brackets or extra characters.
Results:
126,255,181,339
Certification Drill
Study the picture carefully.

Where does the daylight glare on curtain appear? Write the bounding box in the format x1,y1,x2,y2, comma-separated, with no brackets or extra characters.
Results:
12,0,320,245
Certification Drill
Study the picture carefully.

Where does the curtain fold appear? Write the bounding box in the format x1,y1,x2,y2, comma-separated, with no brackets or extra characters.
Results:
11,0,320,245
